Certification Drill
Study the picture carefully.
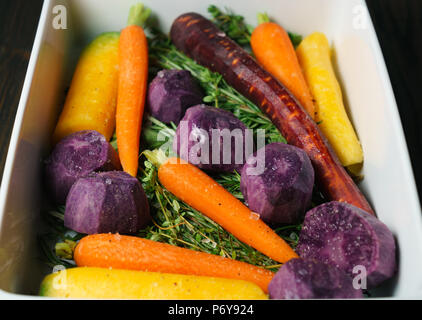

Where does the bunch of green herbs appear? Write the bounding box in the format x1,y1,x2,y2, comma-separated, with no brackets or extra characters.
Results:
40,5,303,272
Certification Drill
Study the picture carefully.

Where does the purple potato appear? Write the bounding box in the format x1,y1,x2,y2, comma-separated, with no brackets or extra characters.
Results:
268,258,363,299
296,201,396,288
64,171,151,234
240,142,314,224
173,104,252,173
44,130,121,204
147,69,204,124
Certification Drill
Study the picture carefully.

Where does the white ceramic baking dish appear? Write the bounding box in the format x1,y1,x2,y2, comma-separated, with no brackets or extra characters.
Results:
0,0,421,299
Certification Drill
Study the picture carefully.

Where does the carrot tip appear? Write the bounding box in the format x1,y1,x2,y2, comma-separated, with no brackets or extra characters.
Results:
257,12,270,24
127,3,151,27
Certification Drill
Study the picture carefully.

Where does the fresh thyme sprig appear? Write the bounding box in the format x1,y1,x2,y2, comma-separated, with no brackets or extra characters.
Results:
208,5,254,49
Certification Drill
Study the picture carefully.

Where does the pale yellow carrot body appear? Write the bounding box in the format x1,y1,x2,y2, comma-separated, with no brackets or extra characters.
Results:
39,267,268,300
53,32,119,144
296,32,363,167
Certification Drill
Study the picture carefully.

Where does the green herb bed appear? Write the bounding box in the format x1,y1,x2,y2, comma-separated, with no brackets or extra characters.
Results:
40,6,312,273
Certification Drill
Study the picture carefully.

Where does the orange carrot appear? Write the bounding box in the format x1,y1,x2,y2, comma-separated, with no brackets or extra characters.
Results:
116,4,150,176
251,15,316,119
74,233,274,293
144,150,299,264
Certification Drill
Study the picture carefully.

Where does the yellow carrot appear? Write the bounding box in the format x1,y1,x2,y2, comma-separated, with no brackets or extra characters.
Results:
296,32,363,167
39,267,268,300
53,32,119,144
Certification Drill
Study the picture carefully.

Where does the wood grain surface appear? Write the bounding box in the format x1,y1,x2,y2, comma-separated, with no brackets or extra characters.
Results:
0,0,421,206
0,0,44,179
366,0,422,203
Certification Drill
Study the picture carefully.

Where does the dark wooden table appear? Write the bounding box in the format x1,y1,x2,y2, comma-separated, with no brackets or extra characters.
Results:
1,0,422,205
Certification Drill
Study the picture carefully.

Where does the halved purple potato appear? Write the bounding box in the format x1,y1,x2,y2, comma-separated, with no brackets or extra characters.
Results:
268,258,363,299
240,142,314,224
296,201,396,288
44,130,121,204
173,104,252,173
64,171,151,234
147,69,204,124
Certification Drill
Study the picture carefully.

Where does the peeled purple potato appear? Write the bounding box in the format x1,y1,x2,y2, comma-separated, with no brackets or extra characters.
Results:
44,130,121,204
268,258,363,299
147,69,204,124
173,104,252,173
296,201,396,288
64,171,151,234
240,142,314,224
